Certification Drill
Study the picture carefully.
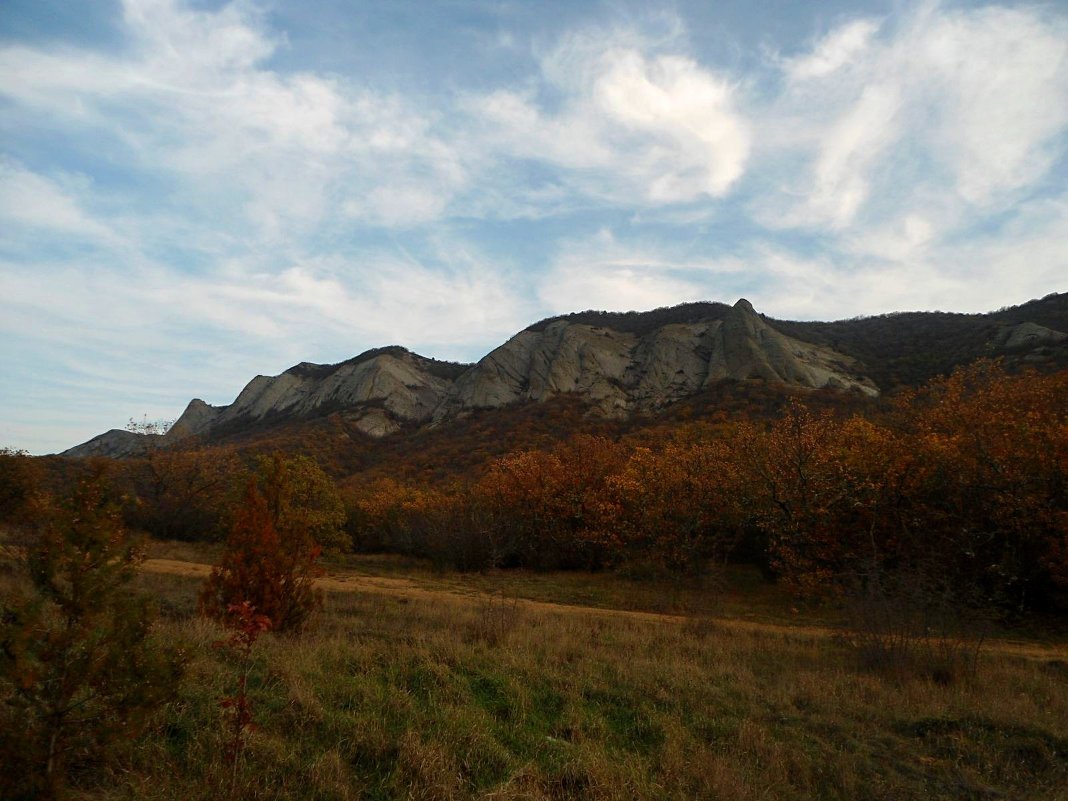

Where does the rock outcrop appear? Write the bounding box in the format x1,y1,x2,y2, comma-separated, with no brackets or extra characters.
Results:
1002,322,1068,350
62,428,158,458
165,398,222,440
433,299,877,420
166,348,459,440
61,348,467,455
703,300,877,394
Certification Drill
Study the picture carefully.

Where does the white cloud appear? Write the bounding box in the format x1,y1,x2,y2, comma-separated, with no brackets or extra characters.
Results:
0,0,467,233
0,237,533,452
745,192,1068,321
921,6,1068,205
1,0,1067,454
762,3,1068,233
801,83,903,229
471,24,751,205
781,19,881,81
0,160,121,245
1,239,529,361
538,229,747,313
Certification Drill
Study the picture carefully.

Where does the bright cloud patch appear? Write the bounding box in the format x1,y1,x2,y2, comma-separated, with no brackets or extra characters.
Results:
474,27,750,204
0,160,119,245
539,230,748,314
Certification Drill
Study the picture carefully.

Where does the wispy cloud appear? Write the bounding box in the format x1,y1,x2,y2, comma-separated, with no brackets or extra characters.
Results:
0,0,468,234
757,2,1068,232
470,20,751,206
0,159,122,247
538,229,749,313
0,0,1066,453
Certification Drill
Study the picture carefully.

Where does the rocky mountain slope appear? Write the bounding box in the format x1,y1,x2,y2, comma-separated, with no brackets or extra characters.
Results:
433,299,876,421
61,294,1067,457
166,347,466,442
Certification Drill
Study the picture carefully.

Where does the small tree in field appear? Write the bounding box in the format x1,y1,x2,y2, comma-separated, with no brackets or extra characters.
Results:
199,479,323,632
213,601,272,794
0,467,182,800
255,452,346,551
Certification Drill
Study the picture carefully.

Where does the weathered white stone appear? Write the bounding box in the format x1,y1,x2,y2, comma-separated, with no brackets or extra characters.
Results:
64,299,898,455
350,408,402,438
165,398,222,440
1003,322,1068,349
704,300,879,396
435,299,879,418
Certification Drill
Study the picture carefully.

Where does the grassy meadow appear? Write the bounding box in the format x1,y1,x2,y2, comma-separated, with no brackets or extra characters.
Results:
6,543,1064,801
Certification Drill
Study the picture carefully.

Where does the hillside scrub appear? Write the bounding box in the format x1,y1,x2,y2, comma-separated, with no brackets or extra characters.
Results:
346,362,1068,616
28,361,1068,619
199,479,324,633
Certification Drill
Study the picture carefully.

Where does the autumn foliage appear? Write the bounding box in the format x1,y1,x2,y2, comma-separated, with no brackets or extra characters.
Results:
344,363,1068,614
199,477,323,632
213,601,272,794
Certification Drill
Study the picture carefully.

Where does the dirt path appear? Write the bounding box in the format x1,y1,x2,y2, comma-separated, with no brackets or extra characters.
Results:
142,558,1068,662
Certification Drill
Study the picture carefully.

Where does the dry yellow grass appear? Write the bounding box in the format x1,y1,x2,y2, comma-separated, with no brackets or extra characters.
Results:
4,544,1067,800
142,554,1068,664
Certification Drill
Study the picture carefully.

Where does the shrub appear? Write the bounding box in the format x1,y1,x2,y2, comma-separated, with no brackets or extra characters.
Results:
0,467,182,800
213,601,272,795
199,479,323,632
254,452,346,551
840,565,988,684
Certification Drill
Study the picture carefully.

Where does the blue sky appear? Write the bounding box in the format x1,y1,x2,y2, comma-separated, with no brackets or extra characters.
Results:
1,0,1066,454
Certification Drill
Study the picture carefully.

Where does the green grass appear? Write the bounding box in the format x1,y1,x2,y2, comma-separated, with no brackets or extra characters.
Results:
4,545,1067,800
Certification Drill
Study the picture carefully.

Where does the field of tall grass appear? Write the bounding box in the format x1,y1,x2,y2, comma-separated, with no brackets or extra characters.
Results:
2,545,1048,801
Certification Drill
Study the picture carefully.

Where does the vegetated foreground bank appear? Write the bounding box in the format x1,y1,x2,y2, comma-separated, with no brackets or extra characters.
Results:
4,553,1066,801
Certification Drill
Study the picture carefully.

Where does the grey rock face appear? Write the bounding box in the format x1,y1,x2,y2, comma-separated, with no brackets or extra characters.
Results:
157,349,459,446
438,322,638,418
62,299,894,455
704,300,878,396
435,298,878,419
165,398,222,440
211,351,452,430
1002,322,1068,350
61,429,156,458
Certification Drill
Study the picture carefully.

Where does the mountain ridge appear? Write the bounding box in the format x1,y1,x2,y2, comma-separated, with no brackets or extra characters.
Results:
61,293,1068,457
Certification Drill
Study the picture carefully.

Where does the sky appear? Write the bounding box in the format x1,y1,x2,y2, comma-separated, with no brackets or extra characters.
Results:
1,0,1066,454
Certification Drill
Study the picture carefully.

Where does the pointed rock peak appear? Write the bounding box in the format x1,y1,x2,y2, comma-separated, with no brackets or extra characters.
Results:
167,396,223,441
733,298,756,313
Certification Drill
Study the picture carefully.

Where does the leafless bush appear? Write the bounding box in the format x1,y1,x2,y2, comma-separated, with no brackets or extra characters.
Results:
841,566,988,684
463,592,522,647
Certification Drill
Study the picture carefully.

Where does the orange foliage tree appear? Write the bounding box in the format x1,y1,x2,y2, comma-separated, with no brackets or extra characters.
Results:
199,476,323,633
903,362,1068,612
604,438,746,572
737,406,922,594
476,435,627,569
264,361,1066,615
730,362,1068,614
347,478,497,569
124,445,239,542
